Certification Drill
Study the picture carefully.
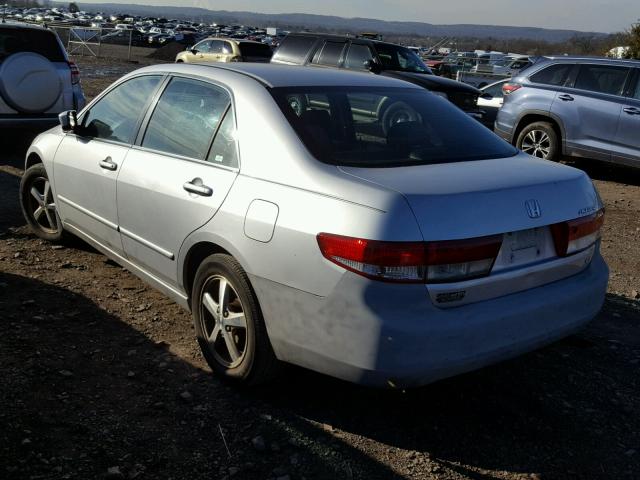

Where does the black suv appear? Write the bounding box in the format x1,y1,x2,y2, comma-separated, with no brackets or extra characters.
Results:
271,33,482,118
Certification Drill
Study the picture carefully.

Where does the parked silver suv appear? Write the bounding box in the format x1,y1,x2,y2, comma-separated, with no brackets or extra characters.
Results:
495,57,640,168
0,22,85,131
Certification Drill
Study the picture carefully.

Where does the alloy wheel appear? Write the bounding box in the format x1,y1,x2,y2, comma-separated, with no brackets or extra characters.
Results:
199,275,248,368
521,129,551,158
27,176,58,233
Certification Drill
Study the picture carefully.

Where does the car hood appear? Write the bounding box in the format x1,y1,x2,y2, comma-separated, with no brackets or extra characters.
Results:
380,71,480,94
339,153,600,240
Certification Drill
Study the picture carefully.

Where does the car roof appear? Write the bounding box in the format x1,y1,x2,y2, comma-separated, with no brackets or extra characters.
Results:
538,56,640,67
0,21,51,31
135,62,423,89
202,37,265,45
282,32,405,48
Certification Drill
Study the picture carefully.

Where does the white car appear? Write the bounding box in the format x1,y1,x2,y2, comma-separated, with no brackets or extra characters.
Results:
21,63,608,388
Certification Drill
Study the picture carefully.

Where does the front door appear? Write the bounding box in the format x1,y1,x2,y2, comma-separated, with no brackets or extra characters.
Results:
552,63,630,161
613,71,640,166
53,75,164,254
116,76,239,287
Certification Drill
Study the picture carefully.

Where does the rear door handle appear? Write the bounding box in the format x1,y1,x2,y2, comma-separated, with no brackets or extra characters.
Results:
558,94,574,101
623,107,640,115
98,157,117,171
183,178,213,197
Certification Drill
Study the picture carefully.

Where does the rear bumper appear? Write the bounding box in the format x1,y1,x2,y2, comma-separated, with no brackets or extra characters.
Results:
252,252,608,388
494,123,513,143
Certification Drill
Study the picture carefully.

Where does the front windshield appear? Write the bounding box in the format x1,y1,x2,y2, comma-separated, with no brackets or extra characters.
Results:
271,86,518,167
374,43,431,74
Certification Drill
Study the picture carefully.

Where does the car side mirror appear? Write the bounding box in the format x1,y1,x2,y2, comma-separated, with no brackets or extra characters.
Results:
190,48,198,54
364,59,382,74
59,110,78,132
480,93,493,100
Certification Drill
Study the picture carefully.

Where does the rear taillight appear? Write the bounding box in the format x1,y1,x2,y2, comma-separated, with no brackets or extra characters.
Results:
550,209,604,257
68,61,80,85
316,233,503,284
502,82,521,95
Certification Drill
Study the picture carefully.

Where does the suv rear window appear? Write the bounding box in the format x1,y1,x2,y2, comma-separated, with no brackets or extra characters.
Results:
272,35,316,64
272,86,517,167
529,63,571,86
238,42,272,58
0,27,65,62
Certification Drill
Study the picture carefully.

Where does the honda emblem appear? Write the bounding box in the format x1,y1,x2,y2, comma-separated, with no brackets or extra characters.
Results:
525,199,542,219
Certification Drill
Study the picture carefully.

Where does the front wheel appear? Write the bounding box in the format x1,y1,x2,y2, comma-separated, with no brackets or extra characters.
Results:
192,254,280,385
20,163,64,242
516,121,559,161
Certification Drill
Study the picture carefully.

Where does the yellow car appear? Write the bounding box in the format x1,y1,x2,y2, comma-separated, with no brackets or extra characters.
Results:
175,38,273,64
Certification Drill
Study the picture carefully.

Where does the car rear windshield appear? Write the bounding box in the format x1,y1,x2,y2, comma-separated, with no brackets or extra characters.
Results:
0,27,65,62
271,86,518,167
239,42,272,58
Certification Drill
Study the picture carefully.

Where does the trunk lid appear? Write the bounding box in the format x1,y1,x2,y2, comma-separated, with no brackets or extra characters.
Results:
339,153,600,241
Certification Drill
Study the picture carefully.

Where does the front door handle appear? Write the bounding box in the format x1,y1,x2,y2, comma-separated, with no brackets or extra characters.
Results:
98,157,117,171
558,94,574,101
623,107,640,115
183,178,213,197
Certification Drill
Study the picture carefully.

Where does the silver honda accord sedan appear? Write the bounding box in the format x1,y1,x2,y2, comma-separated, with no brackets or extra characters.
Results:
20,63,609,388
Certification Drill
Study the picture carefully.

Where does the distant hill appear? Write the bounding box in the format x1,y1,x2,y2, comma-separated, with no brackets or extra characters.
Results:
73,2,607,41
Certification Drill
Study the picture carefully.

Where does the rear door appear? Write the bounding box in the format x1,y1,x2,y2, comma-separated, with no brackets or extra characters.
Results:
310,40,347,68
551,63,630,161
613,69,640,167
53,75,163,254
116,76,239,287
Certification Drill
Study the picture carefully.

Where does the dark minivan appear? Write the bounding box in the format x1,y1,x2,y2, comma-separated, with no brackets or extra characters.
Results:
271,33,482,119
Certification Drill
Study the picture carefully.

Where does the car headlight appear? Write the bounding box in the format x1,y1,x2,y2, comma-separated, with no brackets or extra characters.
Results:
431,91,448,100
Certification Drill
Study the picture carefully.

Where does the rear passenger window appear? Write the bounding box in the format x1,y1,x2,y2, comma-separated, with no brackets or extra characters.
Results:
207,110,239,168
574,65,629,96
633,76,640,100
82,75,162,144
529,64,572,86
312,41,346,67
272,35,316,64
344,44,374,70
142,78,230,160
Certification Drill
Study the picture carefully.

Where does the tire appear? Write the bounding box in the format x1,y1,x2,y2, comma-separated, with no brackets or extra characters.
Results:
192,254,280,385
516,121,560,161
19,163,65,242
381,101,420,135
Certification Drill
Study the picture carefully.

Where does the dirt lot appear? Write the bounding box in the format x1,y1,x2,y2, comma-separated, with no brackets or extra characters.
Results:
1,61,639,480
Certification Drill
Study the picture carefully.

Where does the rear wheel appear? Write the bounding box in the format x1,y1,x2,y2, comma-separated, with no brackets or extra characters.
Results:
20,163,64,242
516,121,559,160
192,254,280,385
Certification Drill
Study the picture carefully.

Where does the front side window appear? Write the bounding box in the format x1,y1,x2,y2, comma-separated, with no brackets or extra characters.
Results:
195,40,212,53
313,41,346,67
142,77,230,160
344,44,374,70
81,75,162,143
574,64,630,96
374,43,431,74
633,75,640,100
529,63,572,86
273,86,517,167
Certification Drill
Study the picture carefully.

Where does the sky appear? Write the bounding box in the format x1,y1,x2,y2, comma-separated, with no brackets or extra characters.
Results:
78,0,638,33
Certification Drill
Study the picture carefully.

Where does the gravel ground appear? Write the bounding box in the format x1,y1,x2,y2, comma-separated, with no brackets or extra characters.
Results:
0,70,639,480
